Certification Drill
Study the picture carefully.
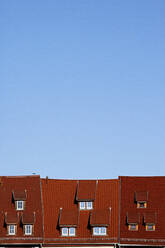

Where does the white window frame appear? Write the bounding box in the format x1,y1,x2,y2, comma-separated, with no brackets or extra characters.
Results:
61,227,76,236
8,225,16,235
79,201,93,210
79,201,86,210
16,200,24,210
86,201,93,209
93,227,106,236
69,227,76,236
25,224,33,235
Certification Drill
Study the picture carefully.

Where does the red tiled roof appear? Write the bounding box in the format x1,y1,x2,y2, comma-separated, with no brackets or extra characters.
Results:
22,212,35,224
5,212,18,224
120,176,165,246
13,189,27,201
76,180,96,201
0,175,43,244
127,211,140,224
59,209,78,227
144,212,157,224
90,209,110,226
41,178,119,244
135,191,148,202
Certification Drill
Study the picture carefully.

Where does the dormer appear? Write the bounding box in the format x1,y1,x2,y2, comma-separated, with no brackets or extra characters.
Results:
90,209,110,235
135,191,148,208
143,212,157,231
12,190,27,210
59,209,78,237
5,212,18,235
76,180,96,210
22,212,35,235
127,211,140,231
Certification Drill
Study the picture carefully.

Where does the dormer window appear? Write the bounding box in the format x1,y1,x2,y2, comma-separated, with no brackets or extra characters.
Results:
8,224,16,235
62,227,76,236
146,224,155,231
128,224,138,231
93,226,106,236
127,211,140,231
17,200,24,210
13,190,27,211
22,212,35,235
5,212,18,236
137,202,147,208
76,180,96,209
59,209,78,237
79,201,93,210
90,209,110,236
144,212,156,232
25,224,33,235
135,191,148,209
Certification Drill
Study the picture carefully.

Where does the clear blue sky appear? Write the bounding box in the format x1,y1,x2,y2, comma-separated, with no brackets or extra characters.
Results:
0,1,165,179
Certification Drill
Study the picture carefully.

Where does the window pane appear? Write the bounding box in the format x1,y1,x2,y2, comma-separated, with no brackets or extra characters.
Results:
25,225,32,235
130,224,136,230
101,227,106,234
9,225,15,235
69,227,75,236
80,202,85,209
17,201,23,210
87,201,93,209
93,227,99,234
62,228,68,236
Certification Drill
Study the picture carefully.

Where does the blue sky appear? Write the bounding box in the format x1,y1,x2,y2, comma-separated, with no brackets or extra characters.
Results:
0,1,165,179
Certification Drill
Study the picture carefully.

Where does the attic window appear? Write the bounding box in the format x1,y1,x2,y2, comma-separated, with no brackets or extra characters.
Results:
90,209,110,235
146,224,155,231
22,212,35,235
127,211,140,231
8,224,16,235
128,224,138,231
93,227,107,236
76,180,96,205
79,201,93,210
62,227,76,236
135,191,148,208
144,212,156,231
59,209,78,237
5,212,18,235
24,224,33,235
17,200,24,210
13,190,27,211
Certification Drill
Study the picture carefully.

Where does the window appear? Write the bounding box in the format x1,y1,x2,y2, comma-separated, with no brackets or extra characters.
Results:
137,202,147,208
79,201,93,210
93,227,106,236
128,224,138,231
16,200,24,210
25,224,33,235
86,201,93,209
146,224,155,231
8,225,16,235
62,227,76,236
69,227,76,236
79,202,85,210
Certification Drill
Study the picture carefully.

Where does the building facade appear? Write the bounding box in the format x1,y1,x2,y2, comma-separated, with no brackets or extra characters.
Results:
0,175,165,248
